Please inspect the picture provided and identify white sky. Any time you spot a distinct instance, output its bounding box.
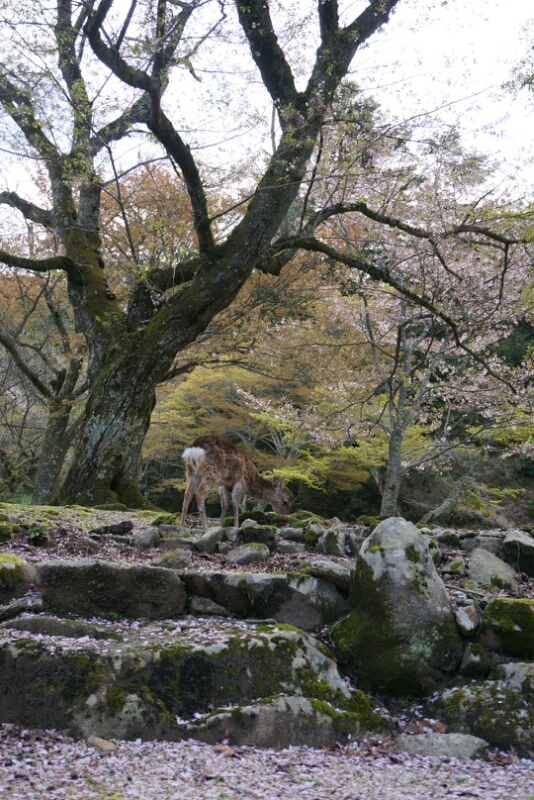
[351,0,534,188]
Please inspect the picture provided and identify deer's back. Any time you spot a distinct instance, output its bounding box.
[189,435,256,489]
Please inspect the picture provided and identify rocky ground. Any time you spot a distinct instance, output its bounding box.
[1,504,534,796]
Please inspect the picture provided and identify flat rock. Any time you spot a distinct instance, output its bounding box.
[303,558,352,590]
[478,597,534,659]
[183,570,348,631]
[315,528,345,557]
[133,527,160,549]
[190,596,231,616]
[33,559,187,619]
[182,694,386,748]
[394,733,488,760]
[227,543,270,565]
[454,605,481,638]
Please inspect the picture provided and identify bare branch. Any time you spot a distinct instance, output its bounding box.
[0,191,54,228]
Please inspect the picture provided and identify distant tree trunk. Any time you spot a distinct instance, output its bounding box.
[379,424,404,517]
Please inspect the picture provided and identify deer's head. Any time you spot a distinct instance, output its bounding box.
[269,476,293,514]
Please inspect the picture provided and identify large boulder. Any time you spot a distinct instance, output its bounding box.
[331,517,462,697]
[468,548,518,592]
[478,598,534,660]
[502,529,534,575]
[34,559,187,619]
[432,663,534,757]
[0,616,387,743]
[183,570,348,631]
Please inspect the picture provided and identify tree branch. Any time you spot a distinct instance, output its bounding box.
[0,191,54,228]
[0,250,75,274]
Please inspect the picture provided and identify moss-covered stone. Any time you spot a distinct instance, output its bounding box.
[433,680,534,757]
[0,555,26,603]
[479,598,534,659]
[332,518,462,698]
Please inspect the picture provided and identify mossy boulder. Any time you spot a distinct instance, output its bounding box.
[33,559,187,619]
[0,616,386,743]
[0,554,27,603]
[180,693,389,748]
[241,524,277,552]
[478,598,534,660]
[183,570,348,631]
[331,517,462,698]
[432,667,534,757]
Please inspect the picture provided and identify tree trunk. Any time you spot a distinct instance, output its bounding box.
[31,397,74,505]
[379,424,404,517]
[59,343,167,507]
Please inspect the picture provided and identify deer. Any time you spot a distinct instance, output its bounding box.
[180,435,293,530]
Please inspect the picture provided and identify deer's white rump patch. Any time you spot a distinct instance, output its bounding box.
[182,446,206,472]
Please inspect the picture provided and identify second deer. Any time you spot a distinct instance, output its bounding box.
[180,435,293,529]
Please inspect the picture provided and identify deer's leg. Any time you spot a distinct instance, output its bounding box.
[180,476,198,527]
[219,485,230,527]
[194,483,211,530]
[231,481,244,529]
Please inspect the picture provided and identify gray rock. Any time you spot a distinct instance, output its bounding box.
[216,541,233,555]
[497,661,534,691]
[182,694,385,748]
[281,527,306,542]
[33,559,187,619]
[468,548,518,592]
[474,531,504,555]
[133,527,160,549]
[183,570,349,631]
[189,596,231,616]
[453,605,481,637]
[158,525,192,537]
[277,540,306,554]
[503,529,534,575]
[332,517,462,697]
[304,522,327,546]
[394,733,488,760]
[152,549,193,570]
[441,556,466,576]
[159,537,195,551]
[194,527,224,554]
[303,558,352,590]
[227,543,270,565]
[315,527,345,557]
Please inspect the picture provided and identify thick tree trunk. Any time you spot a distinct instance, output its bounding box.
[379,424,404,517]
[59,342,167,507]
[31,398,74,505]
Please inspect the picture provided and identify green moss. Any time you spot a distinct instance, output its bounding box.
[0,523,13,542]
[304,528,322,546]
[357,515,380,528]
[106,684,127,714]
[0,553,25,566]
[61,653,103,703]
[0,557,24,593]
[367,544,385,556]
[152,513,180,527]
[481,598,534,659]
[405,545,420,563]
[438,532,461,547]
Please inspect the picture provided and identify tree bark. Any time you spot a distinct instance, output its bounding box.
[31,397,74,504]
[59,340,169,506]
[379,424,404,517]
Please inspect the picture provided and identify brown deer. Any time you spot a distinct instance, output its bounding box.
[180,435,293,529]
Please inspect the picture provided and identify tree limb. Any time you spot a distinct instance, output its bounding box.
[0,191,54,228]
